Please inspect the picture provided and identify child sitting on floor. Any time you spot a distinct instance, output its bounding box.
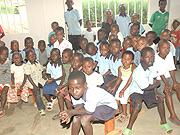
[60,71,117,135]
[38,40,48,66]
[123,47,172,135]
[70,53,84,72]
[131,34,140,52]
[77,38,88,57]
[146,31,158,53]
[123,37,133,53]
[108,33,118,43]
[7,52,29,109]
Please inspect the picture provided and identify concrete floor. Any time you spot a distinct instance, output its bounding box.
[0,70,180,135]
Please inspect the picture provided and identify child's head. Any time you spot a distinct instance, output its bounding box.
[108,33,118,43]
[110,24,119,35]
[157,39,170,58]
[51,22,59,32]
[82,57,95,75]
[172,20,180,30]
[98,28,106,41]
[160,29,171,40]
[11,40,19,52]
[38,40,46,52]
[121,51,134,68]
[146,31,157,45]
[86,42,97,56]
[141,47,155,67]
[86,20,92,29]
[12,52,23,66]
[49,34,57,45]
[109,38,121,56]
[65,0,74,9]
[100,41,109,57]
[0,41,5,47]
[105,9,112,19]
[119,4,126,14]
[80,38,88,50]
[159,0,167,12]
[26,49,36,64]
[55,27,65,41]
[132,13,139,23]
[71,53,84,70]
[131,34,141,51]
[0,46,8,64]
[137,36,149,52]
[130,23,140,35]
[62,48,73,64]
[51,48,61,64]
[24,37,34,49]
[123,37,133,51]
[68,71,87,99]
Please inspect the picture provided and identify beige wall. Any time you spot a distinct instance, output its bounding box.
[2,0,180,49]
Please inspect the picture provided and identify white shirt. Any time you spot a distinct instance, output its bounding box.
[85,72,104,87]
[11,63,25,84]
[149,43,157,54]
[82,29,96,42]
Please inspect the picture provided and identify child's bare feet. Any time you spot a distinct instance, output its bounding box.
[16,99,23,109]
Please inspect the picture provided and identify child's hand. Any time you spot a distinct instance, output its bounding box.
[163,85,172,93]
[106,82,111,88]
[60,110,72,124]
[172,82,180,92]
[119,90,125,98]
[155,93,164,101]
[33,86,39,93]
[107,87,115,94]
[63,88,69,96]
[11,84,15,89]
[2,69,7,75]
[47,79,53,84]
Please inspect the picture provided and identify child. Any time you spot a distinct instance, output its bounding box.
[123,37,133,53]
[149,0,169,37]
[65,0,82,51]
[23,49,46,116]
[70,53,84,72]
[131,34,141,52]
[154,39,180,126]
[102,9,116,39]
[0,46,10,118]
[7,52,28,109]
[0,24,5,41]
[77,38,88,57]
[52,49,73,120]
[53,27,72,56]
[43,48,65,111]
[60,71,117,135]
[115,4,131,39]
[129,23,140,36]
[110,24,123,43]
[38,40,48,66]
[108,33,118,43]
[82,20,96,42]
[128,13,145,35]
[123,47,172,135]
[96,28,107,49]
[115,51,135,122]
[48,22,59,43]
[0,41,5,47]
[146,31,158,53]
[101,38,123,96]
[96,41,110,77]
[47,34,56,58]
[23,37,39,61]
[9,40,25,64]
[82,57,104,87]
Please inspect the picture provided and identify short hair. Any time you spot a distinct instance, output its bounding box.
[109,33,118,39]
[111,24,119,30]
[86,42,96,52]
[63,48,73,57]
[159,0,167,5]
[106,9,112,14]
[25,49,35,56]
[110,38,121,47]
[24,37,33,43]
[146,31,157,39]
[100,41,110,47]
[0,46,8,53]
[68,71,86,84]
[158,39,169,47]
[132,33,141,38]
[55,26,64,33]
[119,4,126,9]
[122,50,134,60]
[11,40,18,46]
[51,48,60,55]
[73,52,84,63]
[80,38,88,44]
[132,23,140,30]
[98,28,106,34]
[12,52,22,58]
[0,41,5,46]
[51,21,59,26]
[50,34,56,38]
[138,36,149,44]
[161,29,171,36]
[83,57,94,65]
[141,47,154,57]
[132,13,139,18]
[86,20,92,24]
[38,40,46,45]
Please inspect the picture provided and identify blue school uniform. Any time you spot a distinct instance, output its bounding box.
[126,47,136,54]
[97,54,110,75]
[134,50,141,66]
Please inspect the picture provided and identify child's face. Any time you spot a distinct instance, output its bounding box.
[38,43,46,52]
[51,50,60,64]
[100,44,109,57]
[131,36,139,51]
[87,48,97,56]
[123,39,132,50]
[52,23,58,32]
[71,55,82,70]
[66,0,73,9]
[121,54,133,68]
[12,53,23,66]
[86,21,92,29]
[69,78,87,99]
[82,60,94,75]
[146,33,154,45]
[119,6,126,14]
[141,50,154,67]
[25,39,34,49]
[111,26,119,34]
[173,20,180,30]
[11,41,19,52]
[106,11,112,19]
[0,50,8,64]
[132,15,139,23]
[130,25,139,35]
[98,31,106,41]
[56,30,64,41]
[110,41,121,56]
[80,40,87,50]
[157,41,170,58]
[137,38,148,51]
[50,35,57,45]
[159,1,167,11]
[26,51,36,64]
[160,31,170,40]
[62,51,71,64]
[108,35,117,43]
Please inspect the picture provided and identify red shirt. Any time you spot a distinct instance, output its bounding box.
[171,30,180,48]
[0,25,4,41]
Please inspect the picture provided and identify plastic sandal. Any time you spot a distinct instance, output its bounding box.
[117,114,129,123]
[52,112,61,120]
[46,102,53,111]
[0,110,5,118]
[122,128,133,135]
[160,123,173,134]
[51,97,57,105]
[39,110,46,116]
[168,117,180,126]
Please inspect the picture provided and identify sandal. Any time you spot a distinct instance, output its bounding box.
[117,114,129,123]
[160,123,173,134]
[0,110,5,118]
[51,97,57,105]
[39,110,46,116]
[122,128,133,135]
[46,102,53,111]
[52,112,61,120]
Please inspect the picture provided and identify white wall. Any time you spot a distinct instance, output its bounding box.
[2,0,180,49]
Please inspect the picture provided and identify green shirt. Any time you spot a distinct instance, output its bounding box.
[149,11,169,37]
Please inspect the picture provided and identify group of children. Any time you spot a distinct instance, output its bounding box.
[0,0,180,134]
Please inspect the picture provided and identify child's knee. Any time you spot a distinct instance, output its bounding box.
[72,116,81,124]
[81,115,92,127]
[1,86,9,95]
[134,100,142,109]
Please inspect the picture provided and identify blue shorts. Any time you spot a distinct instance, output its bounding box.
[43,81,58,95]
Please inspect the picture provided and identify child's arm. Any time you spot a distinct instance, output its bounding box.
[26,74,39,93]
[142,79,160,91]
[20,74,28,91]
[102,70,111,78]
[11,73,15,89]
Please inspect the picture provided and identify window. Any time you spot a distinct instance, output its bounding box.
[0,0,29,34]
[82,0,148,28]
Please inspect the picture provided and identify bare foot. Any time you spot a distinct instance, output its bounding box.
[169,117,180,126]
[16,100,23,109]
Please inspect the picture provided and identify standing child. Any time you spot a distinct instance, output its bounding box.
[60,71,117,135]
[0,46,10,118]
[77,38,88,57]
[24,49,46,116]
[82,20,96,43]
[47,34,57,58]
[7,52,28,109]
[48,22,59,43]
[38,40,48,66]
[43,48,65,111]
